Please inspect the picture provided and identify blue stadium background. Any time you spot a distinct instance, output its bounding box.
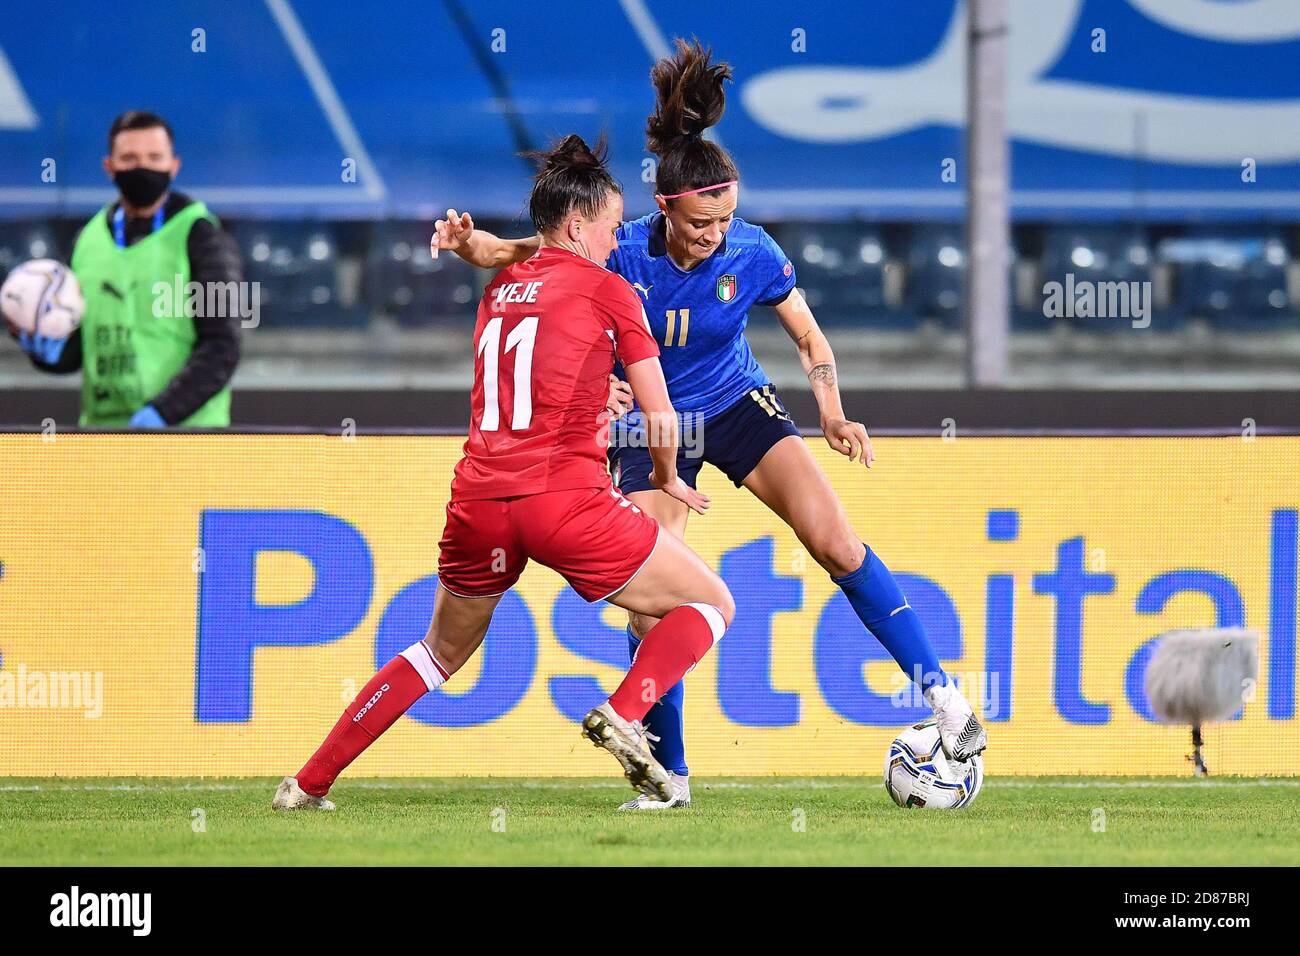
[0,0,1297,337]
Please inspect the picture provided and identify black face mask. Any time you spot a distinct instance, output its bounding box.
[114,167,172,209]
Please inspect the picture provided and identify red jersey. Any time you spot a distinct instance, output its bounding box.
[450,246,660,501]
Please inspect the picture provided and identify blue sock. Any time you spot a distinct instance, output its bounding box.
[832,546,949,691]
[627,625,688,775]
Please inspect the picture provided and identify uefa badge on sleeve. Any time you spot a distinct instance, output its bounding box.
[716,274,737,302]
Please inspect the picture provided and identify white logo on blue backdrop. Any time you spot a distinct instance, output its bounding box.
[743,0,1300,163]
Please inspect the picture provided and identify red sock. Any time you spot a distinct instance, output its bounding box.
[296,642,448,796]
[608,603,725,723]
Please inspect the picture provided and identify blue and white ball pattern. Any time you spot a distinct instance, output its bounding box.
[0,259,84,339]
[884,718,984,809]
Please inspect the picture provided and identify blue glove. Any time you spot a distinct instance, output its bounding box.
[129,405,168,428]
[17,330,68,366]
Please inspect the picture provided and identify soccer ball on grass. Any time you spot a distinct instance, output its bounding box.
[884,717,983,809]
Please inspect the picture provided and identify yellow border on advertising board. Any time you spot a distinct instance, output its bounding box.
[0,433,1294,776]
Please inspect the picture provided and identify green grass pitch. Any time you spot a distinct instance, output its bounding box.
[2,777,1297,866]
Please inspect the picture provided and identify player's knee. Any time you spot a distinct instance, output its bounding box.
[809,532,865,579]
[684,596,732,648]
[684,568,733,630]
[709,581,736,628]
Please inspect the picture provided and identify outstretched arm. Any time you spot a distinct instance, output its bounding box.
[623,356,710,514]
[773,288,874,467]
[430,208,540,268]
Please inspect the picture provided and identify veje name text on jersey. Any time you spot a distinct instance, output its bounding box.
[492,281,544,308]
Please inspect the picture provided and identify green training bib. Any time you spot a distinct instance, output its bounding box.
[70,201,232,426]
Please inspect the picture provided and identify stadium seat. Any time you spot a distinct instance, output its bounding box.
[1038,226,1162,333]
[1010,228,1050,332]
[0,223,62,276]
[904,225,967,328]
[229,221,365,328]
[777,223,910,329]
[1162,230,1295,329]
[364,221,480,327]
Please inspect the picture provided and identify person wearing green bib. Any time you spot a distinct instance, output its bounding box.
[15,111,242,427]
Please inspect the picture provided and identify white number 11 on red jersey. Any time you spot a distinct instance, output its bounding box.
[477,315,539,431]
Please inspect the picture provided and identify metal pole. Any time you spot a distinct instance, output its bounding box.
[965,0,1011,387]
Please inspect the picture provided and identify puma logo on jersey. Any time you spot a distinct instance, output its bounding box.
[632,282,652,300]
[492,280,543,308]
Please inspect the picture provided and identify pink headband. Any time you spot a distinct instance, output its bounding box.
[656,180,738,201]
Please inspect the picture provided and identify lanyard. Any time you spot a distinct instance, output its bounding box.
[112,205,165,248]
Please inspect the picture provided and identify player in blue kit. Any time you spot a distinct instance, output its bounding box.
[432,39,986,808]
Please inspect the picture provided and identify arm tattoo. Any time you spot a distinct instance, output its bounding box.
[808,362,836,387]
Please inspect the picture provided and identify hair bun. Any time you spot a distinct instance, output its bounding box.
[525,133,621,233]
[646,38,733,156]
[529,133,608,175]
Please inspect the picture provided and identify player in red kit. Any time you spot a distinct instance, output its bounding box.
[274,135,735,810]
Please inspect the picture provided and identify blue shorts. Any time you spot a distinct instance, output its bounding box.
[609,384,801,494]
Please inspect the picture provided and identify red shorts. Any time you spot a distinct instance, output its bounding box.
[438,485,660,602]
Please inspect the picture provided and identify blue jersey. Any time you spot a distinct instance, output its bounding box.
[606,212,797,422]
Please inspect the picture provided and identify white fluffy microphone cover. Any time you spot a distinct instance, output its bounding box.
[1145,628,1260,725]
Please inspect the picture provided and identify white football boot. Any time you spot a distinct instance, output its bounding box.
[618,771,691,811]
[581,702,673,802]
[924,681,988,762]
[272,776,336,811]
